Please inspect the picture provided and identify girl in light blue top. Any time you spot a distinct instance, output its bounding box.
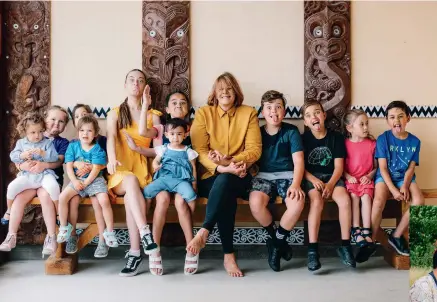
[3,113,59,225]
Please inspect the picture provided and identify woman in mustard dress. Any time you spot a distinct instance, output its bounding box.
[106,69,162,277]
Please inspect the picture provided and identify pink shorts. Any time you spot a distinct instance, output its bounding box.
[345,181,374,199]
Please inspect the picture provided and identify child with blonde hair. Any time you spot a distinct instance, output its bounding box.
[57,115,118,249]
[343,109,376,262]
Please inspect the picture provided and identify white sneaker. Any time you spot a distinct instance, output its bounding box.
[94,240,109,258]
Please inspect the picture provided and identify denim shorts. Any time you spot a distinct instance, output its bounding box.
[250,178,293,204]
[68,176,108,198]
[375,177,416,188]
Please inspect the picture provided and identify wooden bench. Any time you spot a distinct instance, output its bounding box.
[29,189,437,275]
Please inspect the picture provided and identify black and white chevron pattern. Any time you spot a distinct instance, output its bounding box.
[68,105,437,119]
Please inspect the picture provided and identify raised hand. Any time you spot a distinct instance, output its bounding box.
[142,84,152,111]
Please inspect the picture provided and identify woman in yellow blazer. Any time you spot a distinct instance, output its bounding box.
[188,72,262,277]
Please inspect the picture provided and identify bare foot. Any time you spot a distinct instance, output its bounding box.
[224,253,243,277]
[186,228,208,255]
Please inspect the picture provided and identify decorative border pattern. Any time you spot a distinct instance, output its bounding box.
[82,227,394,246]
[69,105,437,120]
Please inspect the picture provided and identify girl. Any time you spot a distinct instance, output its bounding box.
[144,91,196,276]
[0,106,70,257]
[301,100,354,271]
[343,109,376,261]
[106,69,161,277]
[2,113,60,226]
[143,117,198,275]
[57,115,118,250]
[69,104,111,257]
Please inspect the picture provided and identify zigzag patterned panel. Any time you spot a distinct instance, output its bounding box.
[68,105,437,119]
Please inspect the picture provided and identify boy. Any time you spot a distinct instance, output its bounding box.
[301,101,355,271]
[249,90,305,272]
[369,100,424,258]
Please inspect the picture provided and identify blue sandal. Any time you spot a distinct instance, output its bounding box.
[1,212,10,225]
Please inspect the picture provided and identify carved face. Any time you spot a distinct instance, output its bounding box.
[6,1,46,68]
[305,7,349,62]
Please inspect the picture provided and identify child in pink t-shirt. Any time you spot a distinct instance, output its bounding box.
[343,109,376,257]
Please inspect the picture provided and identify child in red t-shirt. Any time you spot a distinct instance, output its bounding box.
[343,109,376,260]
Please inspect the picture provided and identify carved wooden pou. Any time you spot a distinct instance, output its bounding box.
[3,1,51,245]
[304,1,351,131]
[142,1,190,115]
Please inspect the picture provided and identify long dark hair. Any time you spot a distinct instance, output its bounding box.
[118,69,147,130]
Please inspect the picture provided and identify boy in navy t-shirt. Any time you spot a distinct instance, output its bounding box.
[248,90,305,272]
[371,100,424,258]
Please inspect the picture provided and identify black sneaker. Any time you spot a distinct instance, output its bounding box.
[388,234,409,256]
[281,243,293,261]
[307,250,321,271]
[267,239,281,272]
[141,232,159,255]
[337,246,356,268]
[119,252,143,277]
[355,243,377,263]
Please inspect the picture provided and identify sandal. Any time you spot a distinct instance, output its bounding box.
[184,253,199,275]
[0,233,17,252]
[361,228,375,246]
[351,227,368,248]
[56,225,72,243]
[103,229,119,248]
[1,212,10,225]
[149,253,163,276]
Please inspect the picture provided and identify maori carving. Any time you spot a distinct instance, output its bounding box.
[142,1,190,114]
[304,1,351,131]
[3,1,51,245]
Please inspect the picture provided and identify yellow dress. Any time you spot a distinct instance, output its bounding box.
[107,107,162,190]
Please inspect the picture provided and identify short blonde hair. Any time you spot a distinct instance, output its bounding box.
[46,105,70,124]
[207,72,244,107]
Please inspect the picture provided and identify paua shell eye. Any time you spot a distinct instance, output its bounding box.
[34,24,39,30]
[332,25,342,37]
[149,30,156,37]
[313,26,322,38]
[177,29,184,37]
[13,24,19,29]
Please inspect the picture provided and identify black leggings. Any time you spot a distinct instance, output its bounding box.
[199,173,252,254]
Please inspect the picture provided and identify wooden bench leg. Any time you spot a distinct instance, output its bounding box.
[45,224,99,275]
